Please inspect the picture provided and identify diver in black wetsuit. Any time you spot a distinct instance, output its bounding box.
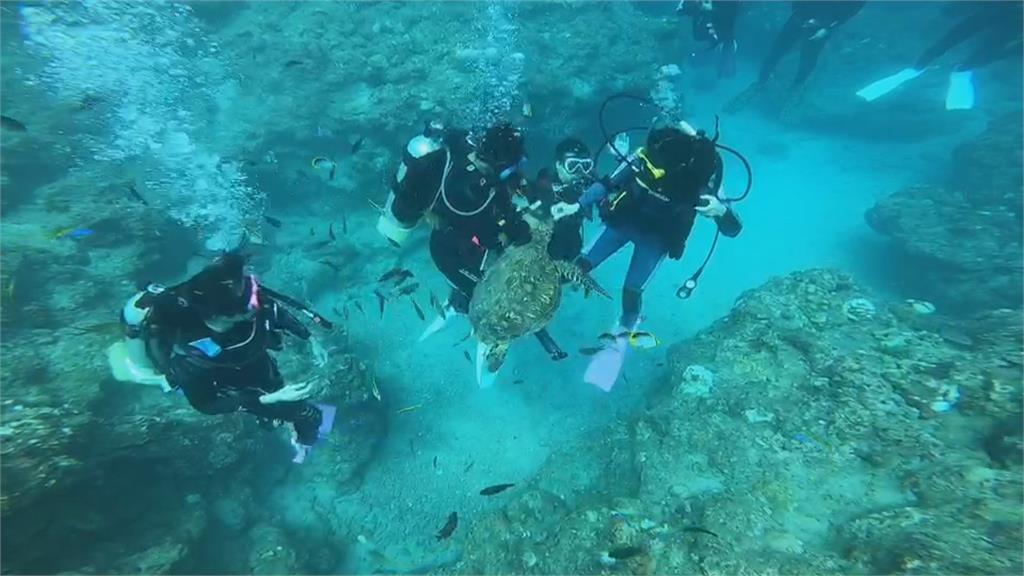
[857,1,1023,110]
[125,252,325,463]
[520,137,595,262]
[677,0,742,78]
[727,1,865,111]
[375,121,568,385]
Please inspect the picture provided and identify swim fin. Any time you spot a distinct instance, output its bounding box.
[475,342,498,389]
[316,403,337,439]
[945,70,975,110]
[584,326,630,392]
[419,304,457,342]
[107,340,172,392]
[855,67,923,102]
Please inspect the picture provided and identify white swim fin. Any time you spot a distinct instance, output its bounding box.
[475,342,498,389]
[107,340,171,391]
[418,304,456,343]
[856,67,924,102]
[945,70,975,110]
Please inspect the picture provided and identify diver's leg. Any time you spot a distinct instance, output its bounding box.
[793,36,827,88]
[957,33,1020,71]
[578,225,630,272]
[620,238,667,329]
[758,14,803,84]
[534,328,568,361]
[915,11,988,69]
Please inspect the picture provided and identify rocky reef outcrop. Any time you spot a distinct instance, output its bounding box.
[452,269,1022,575]
[866,113,1023,312]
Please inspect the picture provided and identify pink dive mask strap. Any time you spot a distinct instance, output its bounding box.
[248,275,260,311]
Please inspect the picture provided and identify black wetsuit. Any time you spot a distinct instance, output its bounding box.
[759,1,865,87]
[147,292,323,445]
[915,2,1023,72]
[389,132,569,361]
[523,167,587,262]
[391,133,531,312]
[681,0,742,77]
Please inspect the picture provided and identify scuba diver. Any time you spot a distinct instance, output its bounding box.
[111,252,333,463]
[856,2,1023,110]
[677,0,743,79]
[551,120,743,392]
[726,1,865,112]
[375,121,569,387]
[520,137,596,262]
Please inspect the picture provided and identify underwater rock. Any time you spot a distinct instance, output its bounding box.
[677,364,715,397]
[842,297,877,321]
[866,113,1023,312]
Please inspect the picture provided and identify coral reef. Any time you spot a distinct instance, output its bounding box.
[866,114,1023,312]
[453,269,1022,575]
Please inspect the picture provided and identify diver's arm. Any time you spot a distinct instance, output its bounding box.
[267,300,311,341]
[579,160,635,210]
[173,364,245,415]
[377,141,446,244]
[715,206,742,238]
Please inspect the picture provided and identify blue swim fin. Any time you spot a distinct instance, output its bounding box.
[945,70,975,110]
[856,67,923,102]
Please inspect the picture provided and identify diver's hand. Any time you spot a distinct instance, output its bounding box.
[695,195,727,218]
[260,380,315,404]
[551,202,580,221]
[310,336,328,368]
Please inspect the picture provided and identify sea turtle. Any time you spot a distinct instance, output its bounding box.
[468,223,608,386]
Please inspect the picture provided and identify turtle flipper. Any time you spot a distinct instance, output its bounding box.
[559,262,611,300]
[475,341,508,388]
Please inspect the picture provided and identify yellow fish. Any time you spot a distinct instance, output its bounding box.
[627,331,660,349]
[396,404,422,415]
[48,226,77,240]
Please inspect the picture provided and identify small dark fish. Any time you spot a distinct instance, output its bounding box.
[397,283,419,297]
[377,267,407,283]
[456,332,472,345]
[682,526,719,538]
[408,438,415,454]
[329,222,336,241]
[579,347,604,356]
[463,350,472,363]
[310,239,333,250]
[608,545,645,560]
[386,237,401,249]
[332,305,344,319]
[309,226,315,237]
[479,483,515,496]
[374,289,387,319]
[283,59,305,68]
[319,260,341,272]
[263,215,282,228]
[126,183,148,206]
[436,512,458,541]
[342,211,348,234]
[1,115,27,132]
[429,291,441,314]
[432,456,438,470]
[412,299,426,321]
[512,379,524,385]
[464,460,475,473]
[354,301,365,314]
[351,135,365,154]
[343,305,350,321]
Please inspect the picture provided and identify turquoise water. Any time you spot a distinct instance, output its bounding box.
[1,2,1021,574]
